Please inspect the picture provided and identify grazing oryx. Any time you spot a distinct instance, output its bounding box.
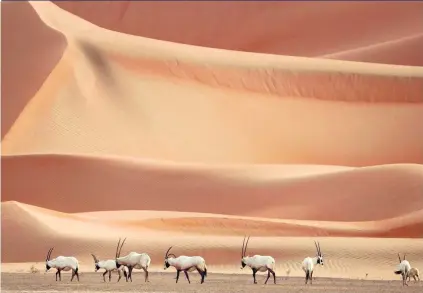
[163,246,208,284]
[407,267,420,283]
[394,253,411,286]
[45,247,80,281]
[91,243,129,282]
[240,236,276,285]
[301,241,324,285]
[115,238,151,282]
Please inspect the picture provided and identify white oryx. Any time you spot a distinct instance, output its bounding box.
[115,237,151,282]
[407,267,420,283]
[394,253,411,286]
[240,236,276,284]
[301,241,324,285]
[45,247,80,282]
[163,246,208,284]
[91,240,129,282]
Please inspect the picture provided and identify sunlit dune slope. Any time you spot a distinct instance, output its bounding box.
[2,201,423,279]
[2,154,423,222]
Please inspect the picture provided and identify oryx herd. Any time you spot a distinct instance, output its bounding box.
[44,237,420,286]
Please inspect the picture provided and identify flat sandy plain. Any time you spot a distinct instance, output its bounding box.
[2,272,422,293]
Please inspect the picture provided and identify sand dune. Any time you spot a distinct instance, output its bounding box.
[2,154,423,222]
[2,1,423,282]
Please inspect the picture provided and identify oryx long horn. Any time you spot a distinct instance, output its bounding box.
[165,246,173,258]
[398,253,402,263]
[46,248,53,261]
[116,238,121,259]
[118,237,126,258]
[241,236,246,257]
[243,236,250,257]
[403,253,406,261]
[91,253,99,263]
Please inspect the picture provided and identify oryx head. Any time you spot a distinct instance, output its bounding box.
[240,236,251,269]
[314,240,323,266]
[91,253,100,272]
[398,253,406,263]
[115,237,126,268]
[164,246,177,270]
[45,247,54,272]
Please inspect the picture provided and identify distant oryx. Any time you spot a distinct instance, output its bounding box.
[115,238,151,282]
[240,236,276,284]
[394,253,411,286]
[301,241,324,285]
[90,240,129,282]
[163,246,208,284]
[45,247,80,281]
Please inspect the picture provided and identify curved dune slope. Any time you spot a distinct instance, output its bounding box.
[2,154,423,222]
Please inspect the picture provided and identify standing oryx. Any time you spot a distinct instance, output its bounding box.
[45,247,80,282]
[163,246,208,284]
[301,241,324,285]
[115,238,151,282]
[90,241,129,282]
[240,236,276,285]
[394,253,411,286]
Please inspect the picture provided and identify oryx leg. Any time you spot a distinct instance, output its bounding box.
[108,270,112,282]
[55,269,61,281]
[197,268,205,284]
[123,269,128,282]
[265,270,271,284]
[269,268,276,284]
[71,269,79,282]
[184,270,191,284]
[102,270,107,282]
[305,270,309,284]
[127,266,133,282]
[117,270,122,282]
[252,268,258,284]
[310,271,314,285]
[142,267,149,282]
[176,270,181,283]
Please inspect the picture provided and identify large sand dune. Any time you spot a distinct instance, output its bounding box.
[2,0,423,282]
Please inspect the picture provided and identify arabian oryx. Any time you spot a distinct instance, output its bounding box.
[394,253,411,286]
[301,241,324,285]
[240,236,276,284]
[90,241,129,282]
[45,247,80,281]
[115,238,151,282]
[163,246,208,284]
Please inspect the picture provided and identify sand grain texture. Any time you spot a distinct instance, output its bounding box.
[1,0,423,287]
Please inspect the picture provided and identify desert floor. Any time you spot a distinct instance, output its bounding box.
[2,272,422,293]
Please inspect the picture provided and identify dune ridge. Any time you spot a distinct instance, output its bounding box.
[2,1,423,281]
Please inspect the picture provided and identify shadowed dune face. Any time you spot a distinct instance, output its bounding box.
[2,1,423,280]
